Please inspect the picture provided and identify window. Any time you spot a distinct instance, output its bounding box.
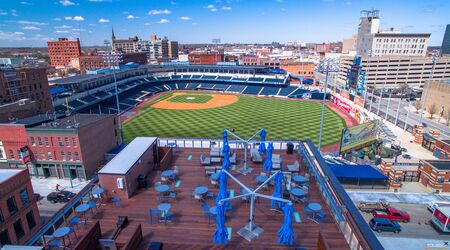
[19,189,29,206]
[37,137,42,146]
[44,137,49,147]
[6,196,18,216]
[58,137,63,147]
[40,151,45,160]
[13,219,24,240]
[0,230,10,245]
[72,138,77,147]
[0,209,4,223]
[74,152,79,161]
[61,152,65,161]
[67,152,72,161]
[16,150,21,159]
[47,151,53,160]
[26,211,36,230]
[64,137,69,147]
[30,137,35,146]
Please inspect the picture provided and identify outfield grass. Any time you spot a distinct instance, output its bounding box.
[168,94,213,103]
[123,92,346,146]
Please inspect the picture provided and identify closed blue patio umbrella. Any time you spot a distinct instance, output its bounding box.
[263,142,273,172]
[258,129,267,154]
[271,171,284,209]
[213,203,229,245]
[222,130,228,154]
[277,203,294,246]
[216,171,230,208]
[222,144,231,171]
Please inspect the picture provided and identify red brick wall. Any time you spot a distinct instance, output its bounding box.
[419,162,450,192]
[0,169,41,244]
[99,143,155,199]
[434,140,450,159]
[47,38,81,67]
[0,124,28,163]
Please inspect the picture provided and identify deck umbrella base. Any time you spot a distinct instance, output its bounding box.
[237,166,253,175]
[237,223,264,241]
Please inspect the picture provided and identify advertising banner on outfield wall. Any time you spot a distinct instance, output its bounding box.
[339,120,379,153]
[332,96,361,122]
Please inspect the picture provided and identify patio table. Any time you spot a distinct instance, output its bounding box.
[307,203,322,223]
[155,185,170,193]
[75,204,90,223]
[52,227,72,246]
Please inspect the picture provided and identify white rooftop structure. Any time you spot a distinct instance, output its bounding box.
[98,137,157,175]
[0,169,23,183]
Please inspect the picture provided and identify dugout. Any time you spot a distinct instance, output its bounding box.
[328,164,388,189]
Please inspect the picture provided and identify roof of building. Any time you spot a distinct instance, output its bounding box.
[374,33,431,38]
[98,137,157,175]
[422,160,450,171]
[328,164,387,180]
[382,155,420,164]
[27,114,113,130]
[0,169,23,183]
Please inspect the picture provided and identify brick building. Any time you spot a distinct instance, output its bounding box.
[0,67,53,122]
[188,51,223,65]
[70,52,147,73]
[168,41,179,59]
[280,62,316,79]
[419,160,450,193]
[379,156,420,188]
[0,114,119,180]
[433,139,450,159]
[0,169,41,245]
[241,55,262,66]
[47,38,81,67]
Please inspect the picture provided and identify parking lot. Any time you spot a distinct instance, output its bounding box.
[358,202,450,248]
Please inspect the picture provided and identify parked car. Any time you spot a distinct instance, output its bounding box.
[369,218,401,233]
[402,154,412,159]
[372,207,410,222]
[427,202,450,213]
[358,199,390,213]
[47,191,74,203]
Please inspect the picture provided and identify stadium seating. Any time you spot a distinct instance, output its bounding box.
[289,88,309,97]
[79,95,99,104]
[202,75,218,80]
[227,84,246,93]
[199,83,215,89]
[171,75,182,79]
[92,91,111,99]
[242,85,262,95]
[277,86,298,97]
[67,99,86,109]
[166,83,177,90]
[264,78,285,84]
[232,77,247,82]
[186,83,200,89]
[212,84,230,90]
[177,83,188,89]
[217,76,232,81]
[259,86,280,96]
[181,74,192,79]
[248,77,265,82]
[191,75,202,79]
[158,76,170,81]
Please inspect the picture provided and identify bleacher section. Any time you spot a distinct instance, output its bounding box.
[227,85,246,93]
[242,85,262,95]
[217,76,232,81]
[171,75,182,79]
[120,99,140,106]
[166,83,177,90]
[158,76,170,81]
[67,99,85,109]
[177,83,188,89]
[202,75,218,80]
[212,84,230,90]
[264,78,285,84]
[289,88,309,97]
[79,95,99,103]
[248,77,265,82]
[199,83,215,89]
[181,75,192,79]
[277,86,298,97]
[186,83,200,89]
[260,86,280,96]
[191,75,202,79]
[232,77,247,82]
[92,91,111,99]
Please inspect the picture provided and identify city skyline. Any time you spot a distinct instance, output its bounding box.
[0,0,449,47]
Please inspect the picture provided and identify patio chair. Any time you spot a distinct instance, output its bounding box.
[251,150,263,163]
[299,197,308,203]
[149,209,158,223]
[201,203,210,212]
[173,166,180,175]
[200,154,211,165]
[204,166,216,176]
[287,161,300,172]
[69,217,81,229]
[230,153,237,164]
[316,211,326,221]
[206,191,214,200]
[168,192,177,199]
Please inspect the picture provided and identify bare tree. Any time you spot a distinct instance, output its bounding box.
[398,83,409,97]
[428,103,437,119]
[446,109,450,126]
[413,101,422,113]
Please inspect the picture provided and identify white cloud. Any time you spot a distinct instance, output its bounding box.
[127,14,138,19]
[158,19,169,24]
[17,20,47,26]
[32,34,51,41]
[148,9,171,15]
[205,4,217,12]
[55,30,70,33]
[88,0,112,2]
[65,16,72,20]
[0,31,26,40]
[99,18,109,23]
[170,1,176,5]
[54,25,71,29]
[65,16,84,21]
[53,17,62,21]
[20,1,32,5]
[22,26,41,30]
[11,9,18,16]
[88,23,96,26]
[72,28,86,31]
[0,11,8,15]
[221,6,232,10]
[180,16,191,20]
[59,0,77,6]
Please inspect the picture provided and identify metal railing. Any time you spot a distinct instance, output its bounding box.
[299,141,383,250]
[157,137,300,150]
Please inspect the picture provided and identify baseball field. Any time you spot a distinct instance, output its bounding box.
[122,91,346,146]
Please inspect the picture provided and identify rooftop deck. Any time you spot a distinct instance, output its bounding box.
[71,148,349,249]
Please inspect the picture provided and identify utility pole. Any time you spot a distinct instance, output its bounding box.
[363,50,372,109]
[419,50,439,124]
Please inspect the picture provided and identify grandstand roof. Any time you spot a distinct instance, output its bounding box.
[16,114,113,130]
[328,164,387,180]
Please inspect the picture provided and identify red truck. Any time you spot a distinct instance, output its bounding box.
[371,207,410,222]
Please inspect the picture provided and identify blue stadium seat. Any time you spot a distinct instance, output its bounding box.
[259,86,280,96]
[242,85,262,95]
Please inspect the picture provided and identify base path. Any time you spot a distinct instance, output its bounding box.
[151,92,238,110]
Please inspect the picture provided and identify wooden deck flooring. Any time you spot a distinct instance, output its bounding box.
[76,148,349,249]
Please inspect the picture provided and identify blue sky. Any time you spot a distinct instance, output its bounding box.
[0,0,449,47]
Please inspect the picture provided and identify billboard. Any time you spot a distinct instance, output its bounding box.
[19,146,33,164]
[340,120,379,153]
[345,57,365,97]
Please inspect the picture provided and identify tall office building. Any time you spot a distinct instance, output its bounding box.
[47,38,81,67]
[356,9,430,57]
[168,41,179,59]
[441,24,450,56]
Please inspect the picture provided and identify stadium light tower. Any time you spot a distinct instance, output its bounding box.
[419,50,439,124]
[103,39,124,144]
[315,58,340,152]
